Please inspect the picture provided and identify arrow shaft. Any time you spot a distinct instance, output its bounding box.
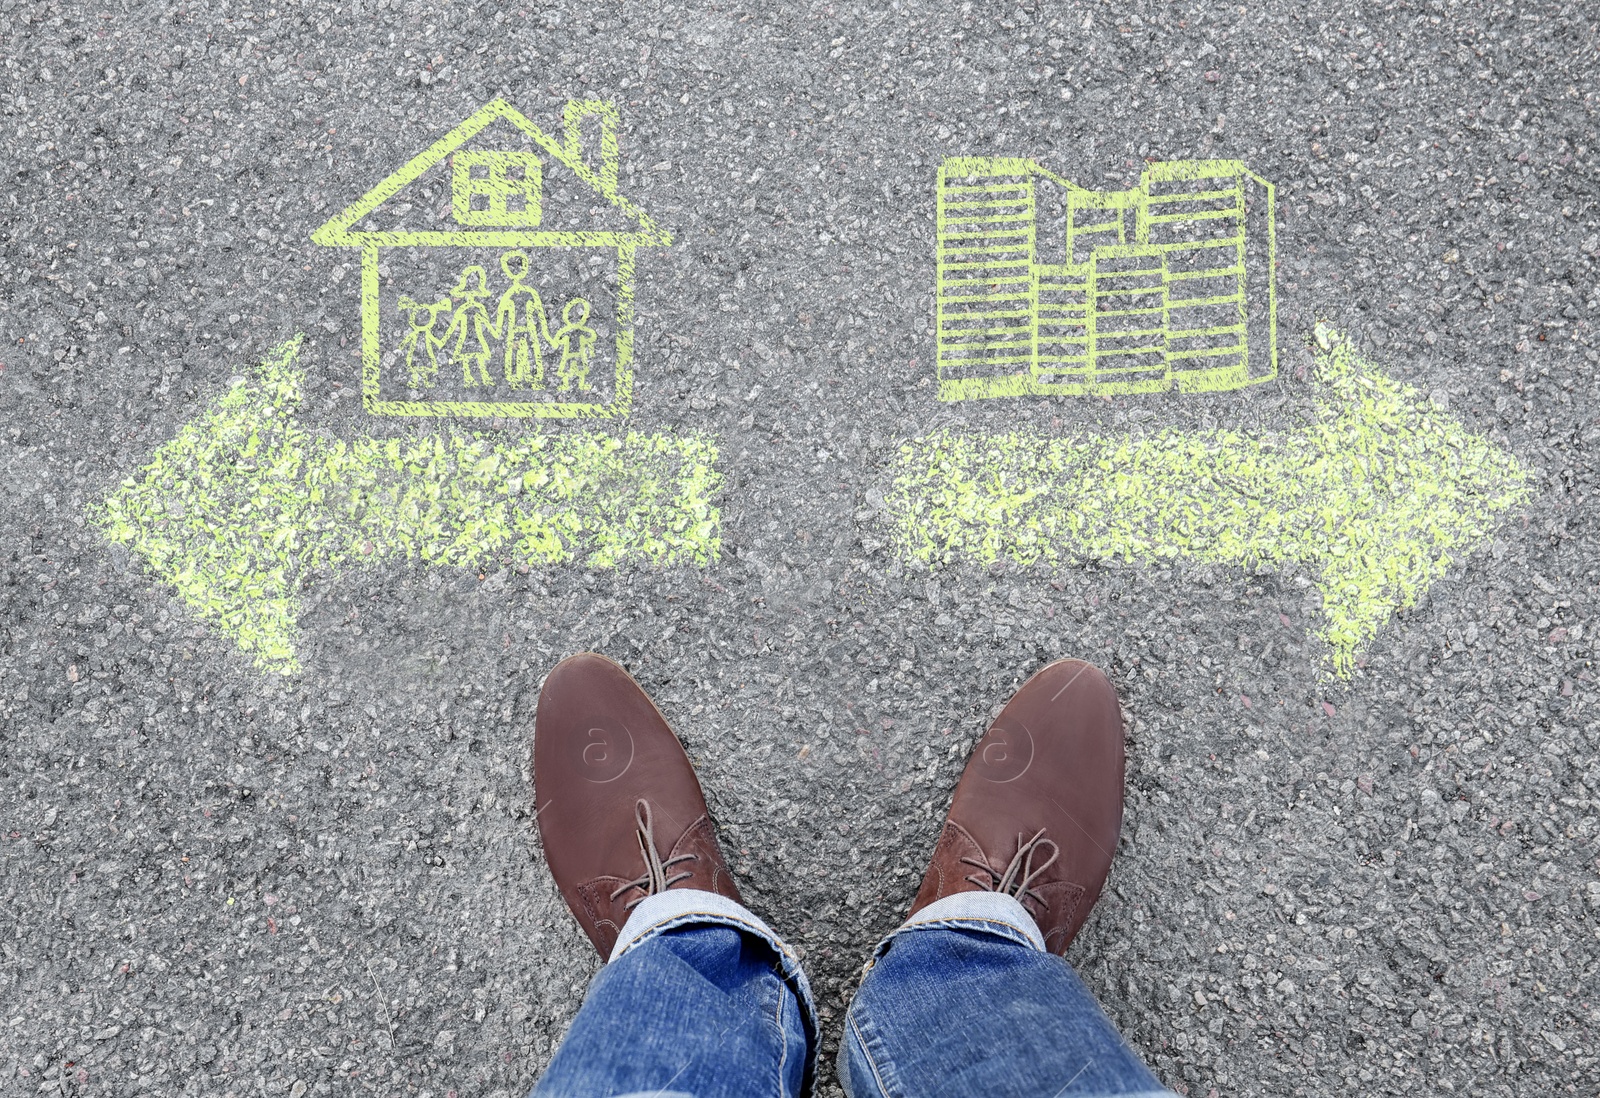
[892,430,1328,565]
[320,433,720,569]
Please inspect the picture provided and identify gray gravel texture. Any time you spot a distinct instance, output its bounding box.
[4,1,1600,1095]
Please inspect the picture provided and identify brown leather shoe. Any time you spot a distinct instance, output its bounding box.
[910,658,1125,954]
[532,652,741,958]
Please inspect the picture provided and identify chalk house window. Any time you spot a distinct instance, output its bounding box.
[452,150,543,227]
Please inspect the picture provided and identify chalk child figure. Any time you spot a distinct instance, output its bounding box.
[554,297,598,393]
[395,295,449,389]
[442,265,499,387]
[495,251,554,389]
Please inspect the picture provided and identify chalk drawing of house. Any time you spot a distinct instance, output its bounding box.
[312,98,671,418]
[935,158,1276,400]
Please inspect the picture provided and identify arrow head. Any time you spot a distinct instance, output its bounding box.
[1307,335,1530,674]
[99,337,312,673]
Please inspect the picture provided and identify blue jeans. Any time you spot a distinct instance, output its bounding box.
[530,890,1175,1098]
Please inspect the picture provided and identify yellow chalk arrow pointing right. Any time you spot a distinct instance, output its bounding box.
[887,329,1531,675]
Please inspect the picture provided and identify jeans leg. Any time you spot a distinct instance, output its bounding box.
[840,894,1173,1098]
[532,890,815,1098]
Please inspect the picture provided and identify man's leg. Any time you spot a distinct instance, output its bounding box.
[533,892,811,1098]
[529,654,817,1098]
[840,895,1170,1098]
[840,659,1174,1098]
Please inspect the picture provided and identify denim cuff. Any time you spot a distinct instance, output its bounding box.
[609,888,819,1056]
[882,891,1046,954]
[610,887,794,963]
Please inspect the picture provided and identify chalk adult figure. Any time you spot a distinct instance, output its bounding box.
[528,653,1177,1098]
[552,297,597,393]
[395,294,448,390]
[442,265,497,388]
[495,250,554,390]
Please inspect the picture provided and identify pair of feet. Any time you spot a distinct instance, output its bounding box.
[532,653,1125,958]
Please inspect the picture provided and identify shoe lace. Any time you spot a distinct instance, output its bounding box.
[608,800,698,911]
[961,828,1059,910]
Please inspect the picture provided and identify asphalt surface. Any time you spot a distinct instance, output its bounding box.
[3,2,1599,1096]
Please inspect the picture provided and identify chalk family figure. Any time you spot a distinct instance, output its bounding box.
[396,250,597,393]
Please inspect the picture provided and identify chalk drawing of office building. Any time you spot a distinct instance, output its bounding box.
[935,157,1276,400]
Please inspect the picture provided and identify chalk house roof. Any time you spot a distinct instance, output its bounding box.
[311,98,671,249]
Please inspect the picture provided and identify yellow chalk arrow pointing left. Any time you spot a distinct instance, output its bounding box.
[97,338,721,673]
